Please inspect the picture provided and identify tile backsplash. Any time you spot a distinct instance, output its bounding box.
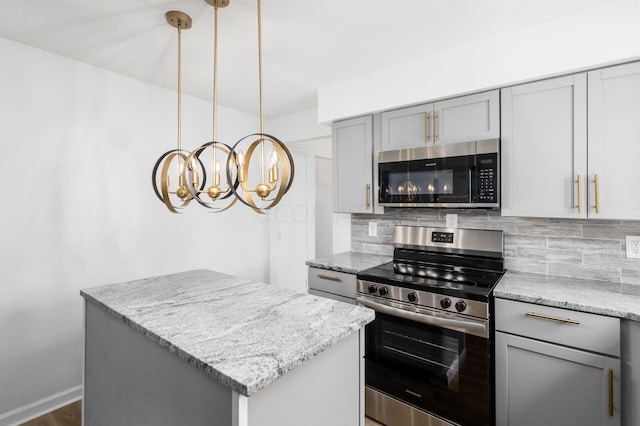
[351,209,640,285]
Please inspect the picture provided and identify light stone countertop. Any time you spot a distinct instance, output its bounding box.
[305,251,392,274]
[80,269,375,396]
[495,270,640,321]
[305,253,640,321]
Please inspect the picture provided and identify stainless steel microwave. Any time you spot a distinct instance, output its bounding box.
[378,139,500,208]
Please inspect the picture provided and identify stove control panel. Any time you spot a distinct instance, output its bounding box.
[356,279,489,320]
[431,231,454,244]
[455,300,467,312]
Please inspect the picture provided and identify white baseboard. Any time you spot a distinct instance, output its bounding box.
[0,385,82,426]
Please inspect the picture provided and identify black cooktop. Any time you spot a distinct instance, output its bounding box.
[358,262,504,301]
[357,249,505,302]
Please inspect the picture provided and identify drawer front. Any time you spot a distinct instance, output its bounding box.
[308,267,357,299]
[495,298,620,357]
[308,289,355,305]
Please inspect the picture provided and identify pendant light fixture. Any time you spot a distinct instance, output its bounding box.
[152,11,204,213]
[185,0,238,212]
[226,0,295,213]
[153,1,294,214]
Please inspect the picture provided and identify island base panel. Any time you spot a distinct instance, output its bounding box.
[83,301,364,426]
[239,331,362,426]
[83,302,233,426]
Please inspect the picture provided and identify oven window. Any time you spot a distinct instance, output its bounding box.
[379,155,471,204]
[387,169,454,197]
[375,314,464,389]
[365,312,491,426]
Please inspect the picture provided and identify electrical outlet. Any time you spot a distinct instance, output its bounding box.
[368,222,378,237]
[446,214,458,228]
[626,236,640,259]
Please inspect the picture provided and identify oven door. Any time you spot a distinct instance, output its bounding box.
[357,295,492,426]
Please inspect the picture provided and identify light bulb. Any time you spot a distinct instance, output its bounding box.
[214,159,221,186]
[236,149,245,182]
[236,149,245,168]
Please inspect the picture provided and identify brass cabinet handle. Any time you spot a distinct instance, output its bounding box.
[366,183,371,209]
[424,112,430,142]
[608,368,614,417]
[576,174,582,213]
[524,311,580,325]
[433,111,438,141]
[594,173,601,214]
[317,273,342,282]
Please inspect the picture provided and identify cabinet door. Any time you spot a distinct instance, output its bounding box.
[332,116,373,213]
[496,332,621,426]
[434,90,500,144]
[501,74,588,217]
[588,62,640,220]
[381,103,433,150]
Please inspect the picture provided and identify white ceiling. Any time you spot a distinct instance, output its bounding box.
[0,0,620,117]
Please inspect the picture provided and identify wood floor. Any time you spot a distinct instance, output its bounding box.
[19,400,385,426]
[20,401,81,426]
[364,416,385,426]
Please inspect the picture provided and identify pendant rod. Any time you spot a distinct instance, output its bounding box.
[257,0,265,181]
[212,5,219,169]
[177,23,183,159]
[257,0,264,135]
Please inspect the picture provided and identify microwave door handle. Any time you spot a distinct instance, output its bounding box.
[468,168,473,203]
[356,295,488,338]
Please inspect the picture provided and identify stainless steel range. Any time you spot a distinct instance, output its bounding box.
[356,225,504,426]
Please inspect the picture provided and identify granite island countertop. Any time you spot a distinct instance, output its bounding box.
[495,270,640,321]
[80,269,375,396]
[305,251,392,274]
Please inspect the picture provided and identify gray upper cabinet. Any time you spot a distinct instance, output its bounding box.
[502,61,640,220]
[332,115,374,213]
[501,74,588,218]
[588,62,640,220]
[381,103,434,150]
[381,90,499,150]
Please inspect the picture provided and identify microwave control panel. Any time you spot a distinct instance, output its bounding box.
[477,154,498,203]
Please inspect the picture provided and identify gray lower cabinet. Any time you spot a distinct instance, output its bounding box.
[307,267,357,304]
[495,299,621,426]
[621,320,640,425]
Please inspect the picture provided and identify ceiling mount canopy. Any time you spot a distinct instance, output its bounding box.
[165,11,192,30]
[204,0,230,7]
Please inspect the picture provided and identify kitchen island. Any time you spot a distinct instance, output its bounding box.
[80,269,374,426]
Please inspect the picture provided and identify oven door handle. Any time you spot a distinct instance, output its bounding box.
[356,296,489,338]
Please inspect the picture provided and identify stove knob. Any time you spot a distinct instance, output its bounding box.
[440,298,452,309]
[367,284,377,294]
[379,286,389,296]
[455,300,467,312]
[407,292,417,302]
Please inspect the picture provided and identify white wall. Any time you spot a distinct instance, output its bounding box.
[0,37,272,421]
[318,1,640,122]
[267,107,331,143]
